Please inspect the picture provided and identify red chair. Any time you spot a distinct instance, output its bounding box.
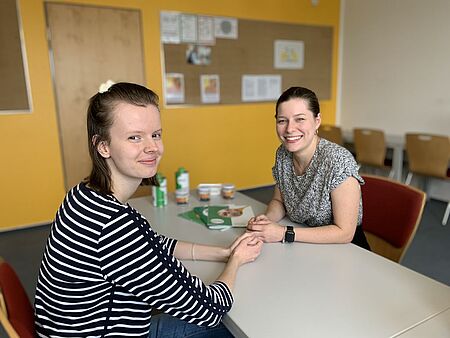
[0,258,36,338]
[361,175,426,263]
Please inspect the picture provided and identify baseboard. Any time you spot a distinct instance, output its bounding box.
[0,221,51,233]
[238,183,275,192]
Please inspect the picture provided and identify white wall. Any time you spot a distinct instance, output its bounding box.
[340,0,450,136]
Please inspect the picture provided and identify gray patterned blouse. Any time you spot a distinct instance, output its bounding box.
[272,138,364,227]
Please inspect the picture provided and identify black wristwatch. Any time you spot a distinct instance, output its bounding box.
[283,226,295,243]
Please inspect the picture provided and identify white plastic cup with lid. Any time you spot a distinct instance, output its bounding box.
[221,183,235,199]
[198,186,210,201]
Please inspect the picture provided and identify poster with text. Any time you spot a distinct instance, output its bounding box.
[200,75,220,103]
[242,75,281,102]
[181,14,197,43]
[214,17,238,39]
[160,11,181,44]
[274,40,304,69]
[198,16,215,44]
[165,73,184,104]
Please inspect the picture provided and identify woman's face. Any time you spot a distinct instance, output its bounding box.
[276,98,321,155]
[97,102,163,187]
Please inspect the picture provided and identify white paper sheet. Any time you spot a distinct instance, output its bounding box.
[160,11,181,44]
[242,75,281,102]
[198,16,215,44]
[181,14,197,43]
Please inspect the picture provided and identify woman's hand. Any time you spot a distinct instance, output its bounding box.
[228,232,259,253]
[247,214,271,225]
[218,233,263,289]
[230,234,263,266]
[247,216,285,243]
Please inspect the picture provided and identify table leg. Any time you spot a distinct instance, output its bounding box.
[392,145,404,181]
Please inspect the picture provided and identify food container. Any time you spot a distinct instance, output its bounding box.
[197,183,222,196]
[175,167,189,193]
[152,173,167,207]
[221,183,235,199]
[175,190,189,204]
[198,186,210,201]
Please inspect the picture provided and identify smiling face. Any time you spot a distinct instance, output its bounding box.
[97,102,163,190]
[276,98,321,155]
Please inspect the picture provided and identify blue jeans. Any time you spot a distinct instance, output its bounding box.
[148,313,234,338]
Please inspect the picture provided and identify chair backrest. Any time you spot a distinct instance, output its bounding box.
[353,128,387,167]
[361,175,426,263]
[405,133,450,179]
[318,125,344,146]
[0,258,35,338]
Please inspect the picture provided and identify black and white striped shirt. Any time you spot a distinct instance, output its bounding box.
[34,183,233,337]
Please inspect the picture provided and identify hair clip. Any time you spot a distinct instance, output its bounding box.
[98,80,115,93]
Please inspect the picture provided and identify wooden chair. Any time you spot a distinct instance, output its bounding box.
[405,133,450,226]
[353,128,394,178]
[318,125,343,146]
[361,175,426,263]
[0,258,36,338]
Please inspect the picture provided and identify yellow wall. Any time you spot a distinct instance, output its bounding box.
[0,0,340,230]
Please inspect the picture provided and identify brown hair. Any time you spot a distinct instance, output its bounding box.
[85,82,160,195]
[275,87,320,118]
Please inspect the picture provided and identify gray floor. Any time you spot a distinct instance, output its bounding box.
[0,186,449,307]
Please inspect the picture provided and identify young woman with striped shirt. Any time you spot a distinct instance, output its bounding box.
[34,82,262,337]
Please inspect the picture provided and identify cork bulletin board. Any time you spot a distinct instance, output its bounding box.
[162,16,333,106]
[0,0,31,113]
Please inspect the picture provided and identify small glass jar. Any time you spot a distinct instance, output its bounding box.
[198,186,210,202]
[175,190,189,204]
[221,183,235,199]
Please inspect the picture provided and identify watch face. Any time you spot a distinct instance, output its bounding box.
[285,227,295,243]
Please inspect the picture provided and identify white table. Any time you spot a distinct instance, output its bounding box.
[394,307,450,337]
[130,192,450,338]
[343,130,405,181]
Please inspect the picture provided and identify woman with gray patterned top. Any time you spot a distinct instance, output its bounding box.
[247,87,370,250]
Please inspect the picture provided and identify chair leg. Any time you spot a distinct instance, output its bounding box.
[388,168,395,179]
[443,202,450,226]
[405,172,413,185]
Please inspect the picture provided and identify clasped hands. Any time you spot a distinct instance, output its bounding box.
[227,214,286,265]
[228,232,263,265]
[247,214,284,243]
